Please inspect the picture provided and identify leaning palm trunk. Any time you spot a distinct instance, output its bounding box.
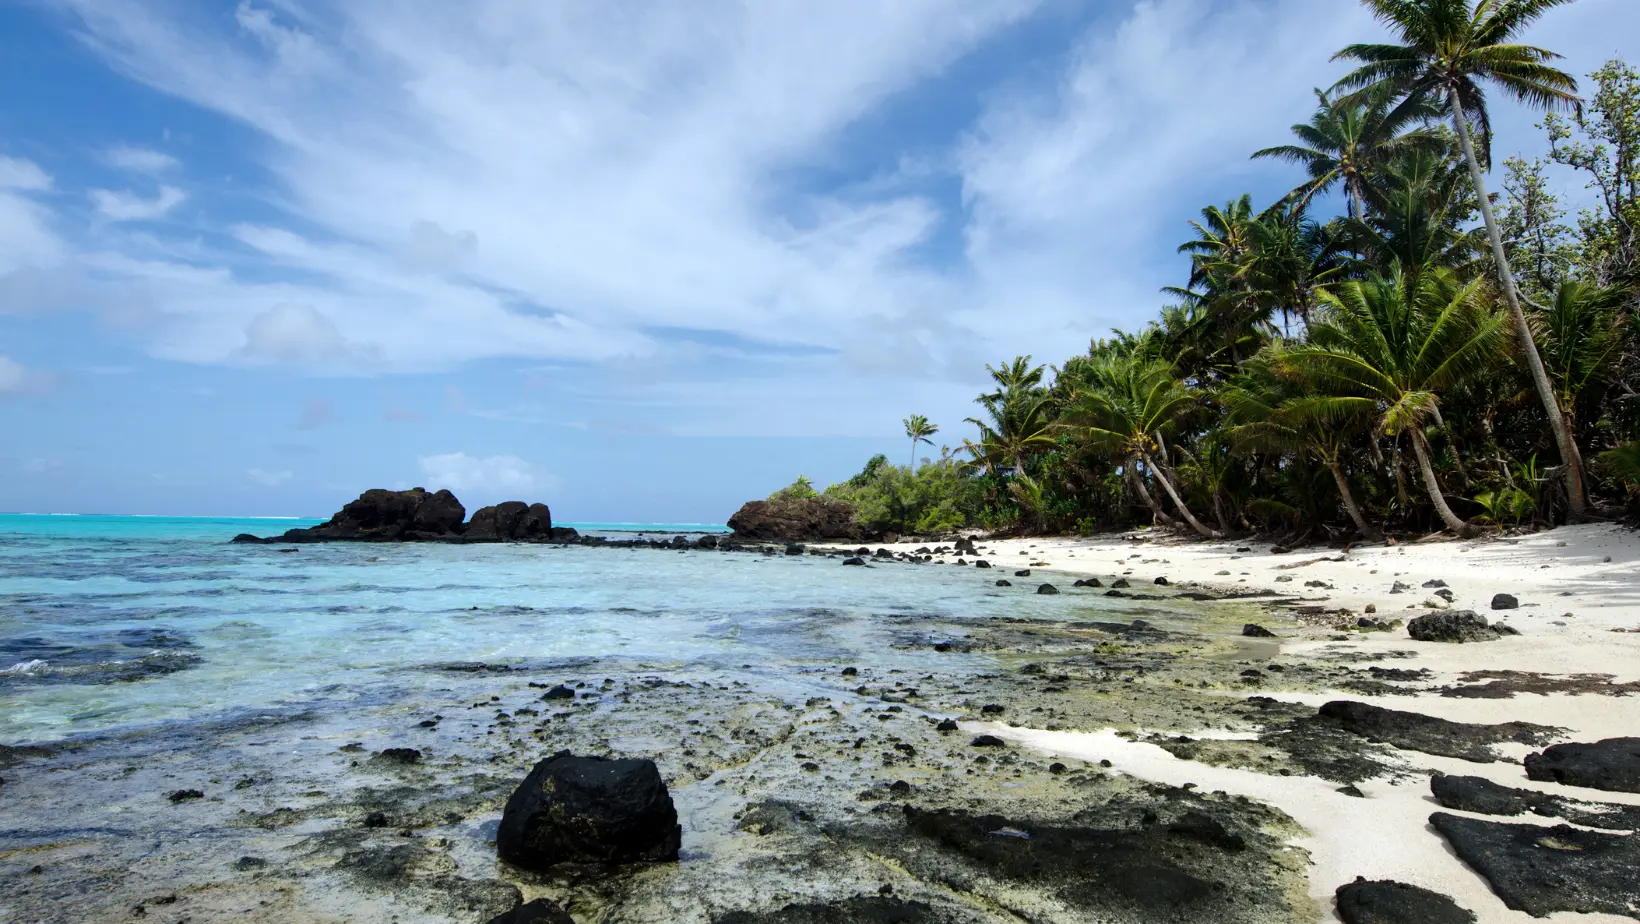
[1140,449,1223,539]
[1327,460,1383,542]
[1409,429,1478,538]
[1449,91,1588,518]
[1126,463,1179,528]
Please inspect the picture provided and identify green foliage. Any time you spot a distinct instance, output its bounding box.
[763,21,1638,539]
[770,476,818,501]
[1600,443,1640,494]
[822,459,986,537]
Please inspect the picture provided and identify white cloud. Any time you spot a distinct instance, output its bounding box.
[105,145,179,173]
[90,185,186,221]
[240,302,375,366]
[0,156,51,191]
[16,0,1640,436]
[247,467,293,486]
[418,452,549,496]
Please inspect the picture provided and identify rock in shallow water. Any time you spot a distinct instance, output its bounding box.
[486,898,575,924]
[497,752,680,870]
[1524,738,1640,794]
[1429,811,1640,918]
[714,897,936,924]
[1334,877,1475,924]
[1241,624,1277,638]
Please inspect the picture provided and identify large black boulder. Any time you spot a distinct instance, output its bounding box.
[327,487,466,539]
[497,752,681,870]
[1334,877,1475,924]
[1524,738,1640,794]
[486,898,575,924]
[727,495,863,542]
[1407,610,1518,643]
[467,502,554,541]
[714,897,936,924]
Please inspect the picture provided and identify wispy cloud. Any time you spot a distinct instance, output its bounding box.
[104,145,178,173]
[418,452,553,496]
[89,185,186,221]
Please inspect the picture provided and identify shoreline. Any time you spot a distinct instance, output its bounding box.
[3,521,1638,921]
[827,523,1640,922]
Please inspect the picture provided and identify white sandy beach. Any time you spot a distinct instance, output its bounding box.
[863,523,1640,923]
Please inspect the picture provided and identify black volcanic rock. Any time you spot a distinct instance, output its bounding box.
[1334,878,1475,924]
[467,502,553,541]
[487,899,576,924]
[233,488,569,544]
[1524,738,1640,794]
[1315,700,1559,762]
[1407,610,1518,643]
[497,752,680,870]
[1430,811,1640,917]
[727,495,863,542]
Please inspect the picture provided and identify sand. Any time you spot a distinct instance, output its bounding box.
[862,522,1640,923]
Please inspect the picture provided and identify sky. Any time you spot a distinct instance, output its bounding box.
[1,0,1637,523]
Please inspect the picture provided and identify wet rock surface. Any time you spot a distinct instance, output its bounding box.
[1333,877,1475,924]
[1429,811,1640,918]
[714,897,944,924]
[497,753,681,870]
[488,898,577,924]
[1523,738,1640,794]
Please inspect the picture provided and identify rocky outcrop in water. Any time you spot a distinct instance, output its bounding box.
[466,502,554,541]
[232,488,560,544]
[727,495,864,541]
[497,752,681,870]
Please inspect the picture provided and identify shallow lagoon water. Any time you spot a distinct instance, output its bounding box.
[0,515,1219,745]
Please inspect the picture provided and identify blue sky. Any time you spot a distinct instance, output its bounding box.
[1,0,1636,522]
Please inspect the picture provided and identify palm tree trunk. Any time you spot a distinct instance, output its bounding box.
[1141,449,1223,538]
[1126,463,1178,528]
[1327,459,1382,542]
[1449,90,1588,518]
[1409,428,1478,538]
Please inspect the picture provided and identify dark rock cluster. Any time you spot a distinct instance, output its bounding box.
[233,488,564,544]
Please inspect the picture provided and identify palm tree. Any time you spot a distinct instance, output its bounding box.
[1533,280,1631,434]
[1278,265,1505,538]
[1253,85,1441,218]
[903,414,938,470]
[1226,350,1383,541]
[965,357,1056,477]
[1347,145,1487,280]
[1333,0,1587,515]
[1065,355,1222,538]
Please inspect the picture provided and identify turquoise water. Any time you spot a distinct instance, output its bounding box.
[0,515,1186,746]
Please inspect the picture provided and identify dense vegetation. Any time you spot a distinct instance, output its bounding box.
[776,0,1640,542]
